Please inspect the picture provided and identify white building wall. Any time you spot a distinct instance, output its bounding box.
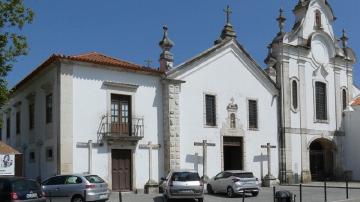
[71,63,163,190]
[1,64,59,181]
[176,47,279,180]
[344,106,360,180]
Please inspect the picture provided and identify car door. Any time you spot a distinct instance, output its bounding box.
[219,172,232,193]
[42,176,67,198]
[211,172,224,193]
[61,175,83,199]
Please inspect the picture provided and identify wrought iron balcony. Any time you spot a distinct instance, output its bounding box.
[98,115,144,142]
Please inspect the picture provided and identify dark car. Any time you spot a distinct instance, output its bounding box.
[0,177,46,202]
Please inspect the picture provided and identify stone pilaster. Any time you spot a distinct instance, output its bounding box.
[162,80,182,172]
[334,67,341,130]
[281,58,294,183]
[298,59,311,183]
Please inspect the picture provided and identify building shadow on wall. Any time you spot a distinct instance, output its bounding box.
[253,153,267,180]
[185,153,203,172]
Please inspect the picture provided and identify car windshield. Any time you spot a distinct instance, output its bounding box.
[171,172,200,182]
[233,172,254,178]
[12,179,40,192]
[85,175,105,183]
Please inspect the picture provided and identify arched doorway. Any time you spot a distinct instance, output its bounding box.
[309,138,335,181]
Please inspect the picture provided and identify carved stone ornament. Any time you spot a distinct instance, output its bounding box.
[227,97,238,111]
[313,65,329,79]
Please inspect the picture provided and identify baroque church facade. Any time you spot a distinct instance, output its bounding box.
[1,0,358,191]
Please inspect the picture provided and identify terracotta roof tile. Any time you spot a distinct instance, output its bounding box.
[11,52,164,92]
[0,141,21,154]
[352,97,360,106]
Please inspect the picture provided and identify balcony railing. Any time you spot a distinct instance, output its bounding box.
[97,115,144,142]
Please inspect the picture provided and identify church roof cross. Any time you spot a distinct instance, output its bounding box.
[144,58,152,68]
[223,5,232,25]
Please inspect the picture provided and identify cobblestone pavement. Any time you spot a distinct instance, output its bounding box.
[108,184,360,202]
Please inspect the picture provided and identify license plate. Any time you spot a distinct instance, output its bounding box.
[181,190,193,193]
[26,193,38,199]
[99,194,107,199]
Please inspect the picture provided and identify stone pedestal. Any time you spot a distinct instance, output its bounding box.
[144,180,159,194]
[262,175,278,187]
[301,170,311,183]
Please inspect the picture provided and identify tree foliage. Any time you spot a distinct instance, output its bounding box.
[0,0,33,106]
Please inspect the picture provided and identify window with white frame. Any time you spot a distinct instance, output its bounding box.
[205,94,216,126]
[248,99,258,130]
[342,89,347,110]
[292,80,299,111]
[315,82,327,120]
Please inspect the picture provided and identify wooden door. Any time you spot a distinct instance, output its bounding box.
[112,149,132,191]
[111,95,131,136]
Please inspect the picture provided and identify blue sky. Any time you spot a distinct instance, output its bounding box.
[8,0,360,88]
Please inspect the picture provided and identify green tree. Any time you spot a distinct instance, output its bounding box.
[0,0,34,106]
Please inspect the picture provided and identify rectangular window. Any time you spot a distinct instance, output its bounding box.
[46,147,53,161]
[248,100,258,129]
[16,111,21,135]
[29,151,35,163]
[46,94,53,123]
[110,94,131,135]
[29,102,35,130]
[205,94,216,126]
[315,82,327,120]
[6,117,10,138]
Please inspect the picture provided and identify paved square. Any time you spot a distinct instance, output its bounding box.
[108,185,360,202]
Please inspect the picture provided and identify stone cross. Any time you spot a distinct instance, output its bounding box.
[223,5,232,24]
[261,143,277,178]
[76,140,99,174]
[139,141,161,184]
[194,140,216,181]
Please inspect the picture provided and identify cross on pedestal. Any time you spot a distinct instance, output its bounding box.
[194,140,216,181]
[261,143,276,178]
[261,143,277,187]
[76,140,100,174]
[139,141,161,185]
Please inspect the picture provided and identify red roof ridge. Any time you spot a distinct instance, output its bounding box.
[11,52,164,93]
[70,52,99,57]
[351,96,360,106]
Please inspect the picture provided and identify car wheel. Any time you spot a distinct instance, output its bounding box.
[252,191,259,197]
[198,198,204,202]
[227,187,235,198]
[207,184,214,194]
[71,195,84,202]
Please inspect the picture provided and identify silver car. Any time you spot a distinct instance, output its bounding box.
[42,174,110,202]
[162,169,204,202]
[207,170,260,198]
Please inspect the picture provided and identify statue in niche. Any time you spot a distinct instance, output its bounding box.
[230,113,236,128]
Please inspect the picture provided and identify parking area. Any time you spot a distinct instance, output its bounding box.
[106,185,360,202]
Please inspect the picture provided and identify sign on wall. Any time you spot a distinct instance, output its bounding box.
[0,154,15,175]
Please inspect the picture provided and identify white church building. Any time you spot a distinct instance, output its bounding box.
[1,0,359,191]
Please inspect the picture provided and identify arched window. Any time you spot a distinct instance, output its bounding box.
[292,80,298,110]
[230,113,236,128]
[315,82,327,120]
[342,89,347,110]
[315,10,322,28]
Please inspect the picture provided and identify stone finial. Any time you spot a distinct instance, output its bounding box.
[277,8,286,35]
[214,5,237,45]
[159,25,174,72]
[340,29,348,48]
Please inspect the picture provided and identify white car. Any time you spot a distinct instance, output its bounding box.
[207,170,260,198]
